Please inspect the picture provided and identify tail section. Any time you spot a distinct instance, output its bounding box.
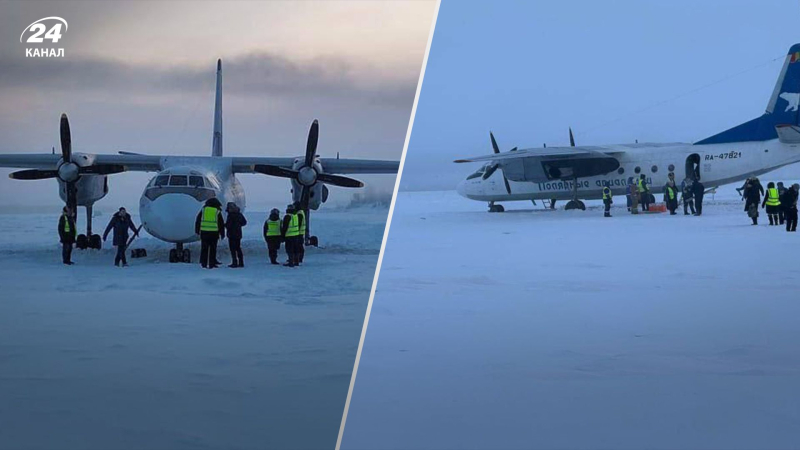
[696,44,800,145]
[212,59,223,157]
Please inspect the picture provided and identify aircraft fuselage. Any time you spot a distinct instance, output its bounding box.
[457,139,800,202]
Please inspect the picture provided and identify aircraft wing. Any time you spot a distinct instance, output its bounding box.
[0,153,163,172]
[455,145,628,182]
[231,157,399,174]
[454,145,623,163]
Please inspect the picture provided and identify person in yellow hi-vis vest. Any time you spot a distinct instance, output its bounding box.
[58,206,77,265]
[263,208,282,265]
[762,181,782,226]
[194,198,225,269]
[281,204,300,267]
[294,202,307,264]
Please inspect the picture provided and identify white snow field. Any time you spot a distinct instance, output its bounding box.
[342,187,800,450]
[0,206,386,450]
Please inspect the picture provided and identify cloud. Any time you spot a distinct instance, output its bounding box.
[0,51,418,108]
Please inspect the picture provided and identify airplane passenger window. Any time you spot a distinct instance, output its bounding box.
[668,164,675,172]
[189,175,205,187]
[154,175,169,187]
[617,167,624,174]
[170,175,188,186]
[634,166,641,174]
[651,165,658,173]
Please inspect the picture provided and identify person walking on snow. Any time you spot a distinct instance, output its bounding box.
[762,182,781,226]
[785,184,799,232]
[103,207,139,267]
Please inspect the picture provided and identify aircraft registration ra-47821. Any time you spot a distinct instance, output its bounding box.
[456,44,800,213]
[0,59,398,262]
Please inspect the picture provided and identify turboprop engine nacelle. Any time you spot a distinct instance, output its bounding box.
[289,157,328,210]
[57,153,109,206]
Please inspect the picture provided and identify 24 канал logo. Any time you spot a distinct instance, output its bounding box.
[20,17,67,58]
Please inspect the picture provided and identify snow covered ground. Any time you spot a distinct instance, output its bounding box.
[0,206,387,450]
[342,186,800,450]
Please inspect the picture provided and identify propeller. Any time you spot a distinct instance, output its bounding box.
[8,113,128,217]
[253,119,364,202]
[485,131,512,195]
[253,120,364,245]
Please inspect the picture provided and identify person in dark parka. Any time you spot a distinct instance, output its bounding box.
[681,177,695,215]
[263,208,282,265]
[693,179,705,215]
[195,198,225,269]
[743,178,761,220]
[777,182,788,225]
[103,207,139,266]
[58,206,77,265]
[785,184,799,232]
[224,202,247,268]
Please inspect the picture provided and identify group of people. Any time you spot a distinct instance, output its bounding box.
[58,200,310,267]
[740,177,799,231]
[603,173,705,217]
[194,199,307,269]
[58,206,139,266]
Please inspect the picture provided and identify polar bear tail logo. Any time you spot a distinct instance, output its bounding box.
[780,92,800,112]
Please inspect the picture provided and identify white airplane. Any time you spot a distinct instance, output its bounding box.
[0,59,398,262]
[456,44,800,212]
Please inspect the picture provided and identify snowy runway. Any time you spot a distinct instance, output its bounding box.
[343,189,800,449]
[0,207,386,450]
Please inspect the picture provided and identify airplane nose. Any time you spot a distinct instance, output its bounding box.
[142,194,203,243]
[456,179,468,198]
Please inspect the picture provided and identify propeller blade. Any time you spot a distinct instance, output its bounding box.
[316,173,364,188]
[60,113,72,162]
[299,185,311,211]
[79,164,126,175]
[482,163,498,180]
[569,127,575,147]
[9,169,59,180]
[503,175,512,195]
[66,181,78,219]
[253,164,299,179]
[490,131,500,154]
[305,119,319,167]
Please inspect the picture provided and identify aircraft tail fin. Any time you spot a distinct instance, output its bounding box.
[212,59,223,157]
[696,44,800,145]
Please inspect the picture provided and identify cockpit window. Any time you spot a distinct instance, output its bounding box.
[154,175,169,187]
[169,175,188,186]
[466,167,486,180]
[189,175,205,187]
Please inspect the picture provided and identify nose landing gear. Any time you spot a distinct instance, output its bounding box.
[488,201,505,213]
[168,243,191,263]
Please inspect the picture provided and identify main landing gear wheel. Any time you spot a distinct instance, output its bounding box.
[89,234,102,250]
[76,234,88,250]
[488,203,505,213]
[565,200,586,211]
[308,235,319,247]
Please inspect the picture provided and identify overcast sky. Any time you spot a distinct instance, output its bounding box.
[401,0,800,191]
[0,0,435,209]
